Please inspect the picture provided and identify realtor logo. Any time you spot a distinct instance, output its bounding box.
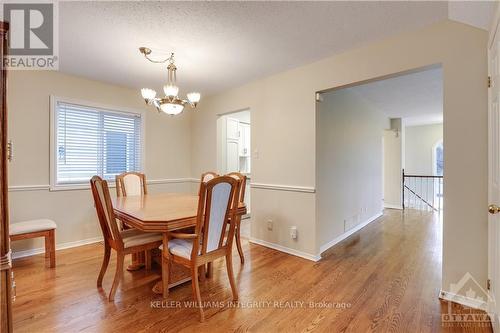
[3,1,58,69]
[441,272,494,328]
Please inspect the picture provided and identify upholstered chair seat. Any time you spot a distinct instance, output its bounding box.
[10,219,57,268]
[121,229,162,248]
[160,239,200,259]
[10,219,57,235]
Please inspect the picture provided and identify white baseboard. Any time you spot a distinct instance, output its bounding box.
[12,236,103,259]
[319,212,383,255]
[248,237,321,262]
[439,289,488,311]
[384,203,403,210]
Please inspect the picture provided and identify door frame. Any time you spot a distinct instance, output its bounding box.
[0,21,13,333]
[488,3,500,332]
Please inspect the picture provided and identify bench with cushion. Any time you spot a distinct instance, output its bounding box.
[10,219,57,268]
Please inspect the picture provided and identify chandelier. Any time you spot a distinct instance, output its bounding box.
[139,47,201,116]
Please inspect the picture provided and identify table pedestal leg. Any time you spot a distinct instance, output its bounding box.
[152,277,192,295]
[152,235,192,295]
[161,233,169,298]
[127,251,145,271]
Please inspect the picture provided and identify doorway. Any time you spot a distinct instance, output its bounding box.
[403,122,444,211]
[216,109,251,220]
[315,64,444,290]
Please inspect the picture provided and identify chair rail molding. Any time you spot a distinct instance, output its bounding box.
[10,180,317,194]
[148,178,198,185]
[250,182,316,193]
[9,178,198,192]
[8,185,50,192]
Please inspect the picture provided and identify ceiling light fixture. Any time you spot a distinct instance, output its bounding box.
[139,47,200,116]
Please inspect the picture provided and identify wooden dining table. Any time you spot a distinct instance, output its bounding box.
[112,192,247,297]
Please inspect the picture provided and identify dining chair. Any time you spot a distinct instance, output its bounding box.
[116,172,148,270]
[206,171,247,278]
[198,171,218,196]
[226,172,247,264]
[90,176,163,301]
[160,176,240,321]
[116,171,147,197]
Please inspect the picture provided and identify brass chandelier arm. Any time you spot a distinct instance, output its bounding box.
[143,54,169,63]
[139,47,175,64]
[158,97,185,105]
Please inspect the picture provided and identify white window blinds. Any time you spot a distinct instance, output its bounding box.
[54,101,142,185]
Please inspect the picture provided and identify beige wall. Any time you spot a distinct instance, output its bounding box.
[190,68,319,258]
[7,19,489,297]
[316,89,387,248]
[383,129,403,208]
[191,20,488,294]
[7,71,193,254]
[405,123,443,175]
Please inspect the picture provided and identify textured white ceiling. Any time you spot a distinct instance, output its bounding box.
[348,67,443,126]
[59,1,450,96]
[57,1,492,97]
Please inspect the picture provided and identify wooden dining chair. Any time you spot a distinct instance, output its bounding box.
[90,176,163,301]
[206,171,247,278]
[116,172,148,269]
[227,172,247,264]
[198,171,218,196]
[116,171,147,197]
[160,176,241,321]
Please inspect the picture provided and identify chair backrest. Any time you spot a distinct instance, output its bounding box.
[90,176,123,246]
[226,172,247,203]
[198,171,219,196]
[195,176,240,255]
[116,172,147,197]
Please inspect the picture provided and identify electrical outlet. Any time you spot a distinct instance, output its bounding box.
[267,219,273,231]
[290,226,297,239]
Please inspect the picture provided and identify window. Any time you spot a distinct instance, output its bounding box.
[433,140,444,176]
[51,97,143,189]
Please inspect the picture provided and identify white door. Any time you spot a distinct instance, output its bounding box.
[226,118,240,141]
[489,12,500,332]
[240,123,250,156]
[225,117,240,172]
[226,140,239,172]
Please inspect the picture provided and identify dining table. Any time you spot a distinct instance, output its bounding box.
[112,192,247,298]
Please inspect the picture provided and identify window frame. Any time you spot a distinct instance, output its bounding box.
[49,96,146,191]
[432,139,444,176]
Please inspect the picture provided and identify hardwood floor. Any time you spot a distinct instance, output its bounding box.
[12,209,491,332]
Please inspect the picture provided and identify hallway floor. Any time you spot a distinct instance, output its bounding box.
[11,209,491,332]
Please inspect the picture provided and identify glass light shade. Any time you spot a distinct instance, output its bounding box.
[141,88,156,100]
[160,102,184,115]
[187,92,201,104]
[163,84,179,97]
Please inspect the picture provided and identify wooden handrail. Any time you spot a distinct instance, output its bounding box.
[403,174,443,179]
